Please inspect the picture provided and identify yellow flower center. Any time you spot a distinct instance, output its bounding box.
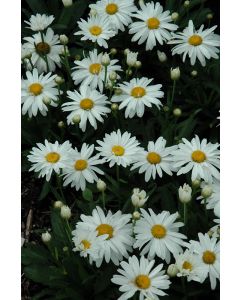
[147,17,160,29]
[131,86,146,98]
[188,35,203,46]
[135,275,151,289]
[191,150,206,163]
[36,42,51,55]
[202,250,216,264]
[96,224,114,239]
[89,63,102,75]
[147,152,161,164]
[81,239,91,249]
[89,25,102,36]
[45,152,60,163]
[29,83,43,96]
[74,159,88,171]
[151,224,166,239]
[182,261,193,271]
[112,145,125,156]
[80,98,94,110]
[106,3,118,15]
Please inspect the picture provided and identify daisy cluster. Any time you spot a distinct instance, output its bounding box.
[21,1,220,299]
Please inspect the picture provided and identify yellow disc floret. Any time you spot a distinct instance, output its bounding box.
[81,239,91,249]
[45,152,60,163]
[188,35,203,46]
[80,98,94,110]
[89,26,102,36]
[74,159,88,171]
[36,42,51,55]
[96,224,114,239]
[112,145,125,156]
[135,275,151,289]
[89,63,102,75]
[29,83,43,96]
[147,152,161,164]
[191,150,206,163]
[151,224,166,239]
[182,261,193,271]
[131,86,146,98]
[147,17,160,29]
[106,3,118,15]
[202,250,216,264]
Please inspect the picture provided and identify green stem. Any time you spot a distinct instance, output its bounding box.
[40,31,50,73]
[104,65,108,89]
[170,80,176,109]
[102,191,105,210]
[183,203,187,226]
[28,57,34,69]
[56,175,65,202]
[63,45,72,85]
[65,220,72,245]
[181,277,188,299]
[116,164,120,182]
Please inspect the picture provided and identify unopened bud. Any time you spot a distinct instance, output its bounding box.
[157,51,167,63]
[126,51,138,67]
[163,105,169,112]
[97,179,106,192]
[75,55,81,60]
[62,0,72,7]
[201,185,213,198]
[54,200,64,209]
[89,8,97,17]
[126,69,132,76]
[72,114,81,124]
[111,103,119,111]
[43,96,51,105]
[60,34,69,45]
[106,82,113,89]
[58,121,65,128]
[171,12,179,21]
[184,1,190,8]
[173,108,182,117]
[192,179,201,188]
[207,13,213,20]
[109,71,117,81]
[60,205,71,220]
[191,70,198,77]
[63,246,69,252]
[178,183,192,203]
[101,53,110,66]
[134,61,142,69]
[114,88,122,95]
[41,231,51,243]
[124,48,130,56]
[110,48,117,55]
[132,211,141,220]
[167,264,179,277]
[170,67,180,81]
[55,76,64,85]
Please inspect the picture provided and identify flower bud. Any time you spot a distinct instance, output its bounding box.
[114,88,122,95]
[173,108,182,117]
[97,179,106,192]
[171,12,179,21]
[111,103,119,111]
[126,69,132,76]
[201,185,213,198]
[21,46,32,60]
[60,205,71,220]
[41,231,51,243]
[89,8,98,17]
[131,189,148,208]
[192,179,201,188]
[63,246,69,252]
[58,121,65,128]
[106,82,113,89]
[72,114,81,124]
[132,211,141,220]
[184,1,190,7]
[110,48,117,55]
[75,54,81,61]
[126,51,138,67]
[134,61,142,69]
[43,96,51,105]
[207,13,213,20]
[178,183,192,203]
[54,200,64,209]
[191,70,198,77]
[55,76,64,85]
[101,53,110,66]
[163,105,169,112]
[60,34,69,45]
[157,51,167,63]
[124,48,130,56]
[109,71,117,81]
[62,0,72,7]
[170,67,180,81]
[167,264,179,277]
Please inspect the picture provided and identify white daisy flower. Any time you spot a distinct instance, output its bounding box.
[21,68,58,117]
[209,219,220,238]
[111,77,164,118]
[129,1,178,50]
[72,226,107,263]
[168,20,220,66]
[111,255,171,300]
[27,140,72,181]
[172,135,220,183]
[72,49,122,92]
[89,0,137,32]
[21,44,31,60]
[174,249,206,283]
[24,13,54,31]
[131,137,177,182]
[190,233,220,290]
[23,28,62,73]
[76,206,134,267]
[197,180,220,217]
[62,85,111,132]
[131,188,148,208]
[96,129,141,168]
[75,15,116,49]
[134,209,187,263]
[62,144,104,191]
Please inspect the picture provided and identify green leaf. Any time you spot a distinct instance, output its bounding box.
[82,188,93,201]
[25,0,48,13]
[38,180,51,201]
[22,244,50,265]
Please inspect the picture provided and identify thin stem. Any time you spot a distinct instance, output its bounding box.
[102,191,105,210]
[65,220,73,245]
[28,57,34,69]
[170,80,176,109]
[40,31,50,72]
[116,164,120,182]
[104,65,108,89]
[183,203,187,226]
[56,175,65,202]
[63,45,72,85]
